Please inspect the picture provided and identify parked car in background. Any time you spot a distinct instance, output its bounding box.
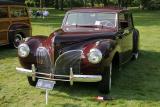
[0,1,31,48]
[16,7,139,94]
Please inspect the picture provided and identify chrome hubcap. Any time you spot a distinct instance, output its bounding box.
[13,34,22,48]
[135,52,139,59]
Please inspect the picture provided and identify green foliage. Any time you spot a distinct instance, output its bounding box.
[147,0,160,10]
[24,0,160,10]
[25,0,36,7]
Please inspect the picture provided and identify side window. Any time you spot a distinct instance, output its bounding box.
[119,13,129,29]
[0,7,8,18]
[65,13,77,25]
[10,7,28,18]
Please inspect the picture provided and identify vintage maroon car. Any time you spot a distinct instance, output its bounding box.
[16,8,139,94]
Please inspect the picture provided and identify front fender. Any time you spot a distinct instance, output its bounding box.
[97,39,119,66]
[18,36,48,69]
[81,39,120,74]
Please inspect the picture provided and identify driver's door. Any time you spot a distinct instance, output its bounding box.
[118,12,133,63]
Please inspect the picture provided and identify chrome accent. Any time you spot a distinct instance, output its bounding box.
[32,64,36,81]
[55,50,83,67]
[16,67,32,76]
[18,43,30,58]
[70,67,74,85]
[87,48,102,64]
[54,50,83,75]
[109,63,112,91]
[16,65,102,85]
[36,47,53,73]
[36,47,48,64]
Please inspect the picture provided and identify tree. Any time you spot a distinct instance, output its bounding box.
[103,0,107,6]
[70,0,73,9]
[45,0,54,7]
[91,0,95,7]
[55,0,59,9]
[60,0,64,10]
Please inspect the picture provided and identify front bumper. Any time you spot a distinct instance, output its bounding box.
[16,64,102,85]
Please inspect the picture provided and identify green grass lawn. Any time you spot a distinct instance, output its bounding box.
[0,9,160,107]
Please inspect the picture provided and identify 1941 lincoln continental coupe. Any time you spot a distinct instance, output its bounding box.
[16,8,139,94]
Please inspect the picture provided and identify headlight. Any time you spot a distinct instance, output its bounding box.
[18,44,30,58]
[87,48,102,64]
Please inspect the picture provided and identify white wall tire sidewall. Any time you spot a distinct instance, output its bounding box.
[109,63,112,92]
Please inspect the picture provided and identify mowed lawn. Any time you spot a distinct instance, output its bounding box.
[0,9,160,107]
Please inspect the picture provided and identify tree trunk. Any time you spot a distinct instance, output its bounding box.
[91,0,94,7]
[118,0,121,7]
[60,0,64,10]
[70,0,72,9]
[55,0,59,9]
[103,0,107,6]
[40,0,42,8]
[84,0,87,7]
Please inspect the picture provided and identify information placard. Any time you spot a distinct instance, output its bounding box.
[36,79,55,90]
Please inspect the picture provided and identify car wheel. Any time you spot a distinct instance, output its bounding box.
[27,76,38,86]
[13,33,23,48]
[132,29,139,60]
[98,63,112,94]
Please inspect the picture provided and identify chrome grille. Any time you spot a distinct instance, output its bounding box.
[36,47,82,75]
[55,50,82,75]
[36,47,53,73]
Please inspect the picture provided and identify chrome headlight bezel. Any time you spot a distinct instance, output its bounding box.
[18,44,30,58]
[87,48,102,64]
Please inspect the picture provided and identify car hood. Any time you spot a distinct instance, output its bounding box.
[54,27,117,45]
[52,27,117,57]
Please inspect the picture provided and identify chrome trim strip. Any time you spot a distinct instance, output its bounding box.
[16,67,32,76]
[16,65,102,85]
[54,50,83,68]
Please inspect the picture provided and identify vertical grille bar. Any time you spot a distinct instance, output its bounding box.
[36,47,53,73]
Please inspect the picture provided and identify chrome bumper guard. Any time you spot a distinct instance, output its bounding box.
[16,64,102,85]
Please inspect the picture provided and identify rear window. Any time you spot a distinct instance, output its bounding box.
[0,7,8,18]
[10,7,28,17]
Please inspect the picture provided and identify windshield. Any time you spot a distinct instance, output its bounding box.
[65,12,117,28]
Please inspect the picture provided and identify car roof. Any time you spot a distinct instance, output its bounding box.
[0,1,25,6]
[68,7,128,13]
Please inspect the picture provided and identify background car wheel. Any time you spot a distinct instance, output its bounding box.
[132,52,139,60]
[98,63,112,94]
[27,76,38,86]
[13,33,23,48]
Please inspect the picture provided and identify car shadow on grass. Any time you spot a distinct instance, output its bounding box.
[0,46,17,59]
[111,50,160,101]
[45,50,160,103]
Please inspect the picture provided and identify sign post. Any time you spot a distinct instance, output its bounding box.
[46,89,48,104]
[36,79,56,105]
